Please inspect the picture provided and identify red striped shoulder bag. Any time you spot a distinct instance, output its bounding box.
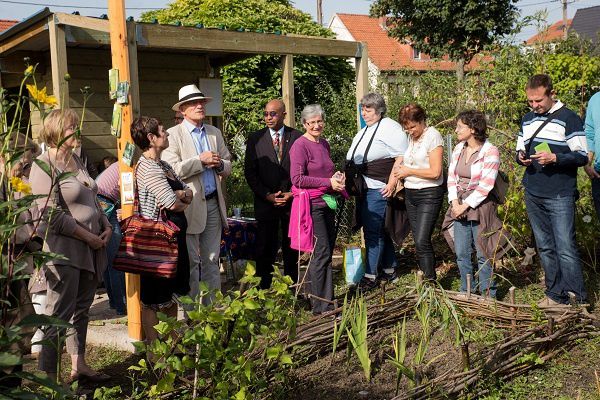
[113,165,180,279]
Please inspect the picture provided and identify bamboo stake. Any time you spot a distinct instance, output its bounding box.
[547,316,554,335]
[509,286,516,333]
[466,274,472,298]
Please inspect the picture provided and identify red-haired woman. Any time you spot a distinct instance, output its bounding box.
[394,103,444,281]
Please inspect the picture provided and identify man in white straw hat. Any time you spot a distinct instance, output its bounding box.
[162,84,231,305]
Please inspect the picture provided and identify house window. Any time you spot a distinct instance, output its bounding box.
[412,47,421,59]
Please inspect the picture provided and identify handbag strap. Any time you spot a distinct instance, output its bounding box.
[349,119,382,164]
[524,106,564,156]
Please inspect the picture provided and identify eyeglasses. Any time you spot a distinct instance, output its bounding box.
[304,120,324,127]
[263,111,279,117]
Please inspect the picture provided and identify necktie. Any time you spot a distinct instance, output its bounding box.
[273,132,281,161]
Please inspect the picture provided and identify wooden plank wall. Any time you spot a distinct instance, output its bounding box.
[31,47,211,164]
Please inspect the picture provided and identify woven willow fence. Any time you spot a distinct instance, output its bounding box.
[279,284,599,399]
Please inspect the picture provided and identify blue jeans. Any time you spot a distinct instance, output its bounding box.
[103,211,126,314]
[361,189,397,277]
[525,192,587,303]
[454,219,496,297]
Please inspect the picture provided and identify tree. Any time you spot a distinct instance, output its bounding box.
[369,0,520,80]
[142,0,353,138]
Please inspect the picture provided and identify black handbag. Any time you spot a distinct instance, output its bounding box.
[344,120,381,196]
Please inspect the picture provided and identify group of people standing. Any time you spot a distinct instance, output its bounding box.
[246,73,591,315]
[22,71,593,383]
[244,91,501,314]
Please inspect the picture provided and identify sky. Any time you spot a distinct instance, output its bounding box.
[1,0,599,42]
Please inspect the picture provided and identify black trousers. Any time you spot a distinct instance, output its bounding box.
[255,209,299,289]
[308,205,337,314]
[404,185,444,281]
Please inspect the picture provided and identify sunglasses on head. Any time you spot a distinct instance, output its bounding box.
[263,111,278,117]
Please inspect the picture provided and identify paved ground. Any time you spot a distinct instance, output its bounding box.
[87,290,137,352]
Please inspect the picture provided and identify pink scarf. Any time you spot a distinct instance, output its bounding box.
[288,186,329,253]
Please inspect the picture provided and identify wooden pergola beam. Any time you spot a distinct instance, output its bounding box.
[139,24,361,58]
[54,12,110,33]
[48,16,69,108]
[281,54,295,128]
[60,22,360,58]
[355,42,369,128]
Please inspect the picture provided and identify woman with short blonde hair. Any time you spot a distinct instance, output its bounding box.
[30,108,112,383]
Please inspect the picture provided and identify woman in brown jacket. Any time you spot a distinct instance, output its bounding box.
[30,109,112,383]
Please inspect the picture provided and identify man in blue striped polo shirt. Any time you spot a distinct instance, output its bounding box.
[516,74,588,306]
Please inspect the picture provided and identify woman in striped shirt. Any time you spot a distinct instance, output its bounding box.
[131,117,193,343]
[446,110,500,298]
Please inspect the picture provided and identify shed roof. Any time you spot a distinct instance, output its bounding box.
[0,8,362,64]
[571,5,600,44]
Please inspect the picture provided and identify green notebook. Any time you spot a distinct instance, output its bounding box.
[534,141,551,154]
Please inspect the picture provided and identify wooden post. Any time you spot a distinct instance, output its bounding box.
[48,16,69,108]
[509,286,516,333]
[416,270,424,286]
[355,42,369,129]
[466,274,472,298]
[281,54,295,128]
[108,0,142,341]
[126,21,140,117]
[460,342,471,371]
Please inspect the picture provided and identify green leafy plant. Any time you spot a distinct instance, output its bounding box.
[346,294,371,382]
[126,264,297,399]
[0,62,90,398]
[331,294,350,360]
[389,317,412,395]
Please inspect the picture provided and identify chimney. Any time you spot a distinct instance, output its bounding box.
[378,16,388,30]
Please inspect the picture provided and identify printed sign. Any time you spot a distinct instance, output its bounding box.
[121,171,134,205]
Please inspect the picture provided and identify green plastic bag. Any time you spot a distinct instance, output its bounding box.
[322,193,338,210]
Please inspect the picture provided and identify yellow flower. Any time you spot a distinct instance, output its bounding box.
[24,65,33,76]
[10,176,32,195]
[26,84,57,107]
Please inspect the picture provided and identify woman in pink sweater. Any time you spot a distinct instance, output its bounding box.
[289,104,345,315]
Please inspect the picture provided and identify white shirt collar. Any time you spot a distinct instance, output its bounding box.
[547,100,564,114]
[269,126,284,139]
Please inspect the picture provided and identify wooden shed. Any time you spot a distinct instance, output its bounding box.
[0,8,369,164]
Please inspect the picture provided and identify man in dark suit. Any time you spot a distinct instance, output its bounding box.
[244,99,302,288]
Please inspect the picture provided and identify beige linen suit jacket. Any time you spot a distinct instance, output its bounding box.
[162,122,232,234]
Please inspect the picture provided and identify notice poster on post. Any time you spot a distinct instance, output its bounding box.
[122,141,135,167]
[108,68,119,100]
[110,103,122,137]
[121,171,134,205]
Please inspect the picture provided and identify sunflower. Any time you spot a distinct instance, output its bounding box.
[26,84,57,107]
[10,176,32,195]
